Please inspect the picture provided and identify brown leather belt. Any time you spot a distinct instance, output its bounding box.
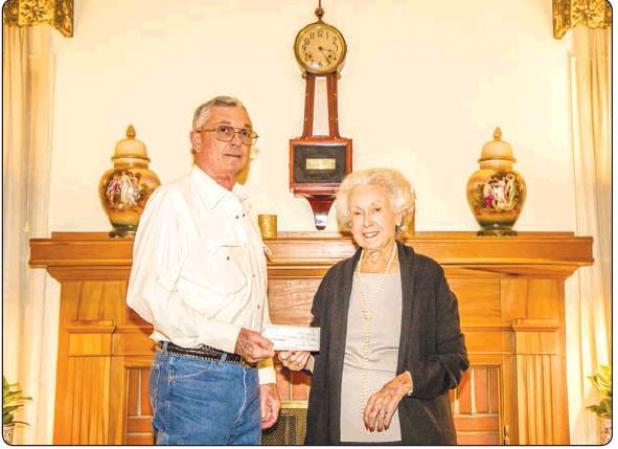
[159,341,249,367]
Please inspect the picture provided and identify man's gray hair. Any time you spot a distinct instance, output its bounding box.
[192,95,247,131]
[335,167,415,231]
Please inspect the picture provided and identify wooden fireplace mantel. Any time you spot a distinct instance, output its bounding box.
[30,231,592,445]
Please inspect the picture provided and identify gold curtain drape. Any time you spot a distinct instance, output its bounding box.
[565,24,611,444]
[553,0,611,443]
[3,23,55,443]
[2,0,73,37]
[553,0,612,39]
[2,1,72,441]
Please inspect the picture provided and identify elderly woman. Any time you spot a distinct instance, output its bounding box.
[279,168,469,445]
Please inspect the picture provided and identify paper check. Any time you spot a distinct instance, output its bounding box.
[263,324,320,352]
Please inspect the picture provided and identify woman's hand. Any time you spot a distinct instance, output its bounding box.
[278,351,310,371]
[363,371,412,432]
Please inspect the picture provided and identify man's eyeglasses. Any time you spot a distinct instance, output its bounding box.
[197,125,258,145]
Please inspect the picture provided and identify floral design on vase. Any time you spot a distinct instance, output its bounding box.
[104,170,142,207]
[466,128,526,236]
[99,125,160,237]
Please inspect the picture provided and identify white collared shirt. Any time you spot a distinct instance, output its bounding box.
[126,165,275,384]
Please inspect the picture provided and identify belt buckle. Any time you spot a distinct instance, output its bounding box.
[197,344,213,355]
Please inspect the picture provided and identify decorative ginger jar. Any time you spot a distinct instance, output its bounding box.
[99,125,160,237]
[466,127,526,236]
[599,417,611,445]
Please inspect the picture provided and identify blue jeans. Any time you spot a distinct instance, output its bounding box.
[149,349,261,445]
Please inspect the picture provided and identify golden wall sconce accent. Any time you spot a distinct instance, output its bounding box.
[553,0,611,39]
[2,0,73,37]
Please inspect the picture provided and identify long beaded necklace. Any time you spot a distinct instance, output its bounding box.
[356,242,397,419]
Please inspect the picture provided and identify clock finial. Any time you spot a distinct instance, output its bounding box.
[315,0,324,21]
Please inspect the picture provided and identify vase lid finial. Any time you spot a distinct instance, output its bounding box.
[493,127,502,141]
[113,124,148,161]
[479,126,515,163]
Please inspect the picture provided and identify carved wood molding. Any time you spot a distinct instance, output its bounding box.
[515,353,566,443]
[33,231,592,445]
[512,318,560,333]
[512,317,567,443]
[54,356,111,443]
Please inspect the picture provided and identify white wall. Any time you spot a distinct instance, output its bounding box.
[48,0,576,233]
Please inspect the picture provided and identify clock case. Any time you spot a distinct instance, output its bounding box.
[289,135,352,229]
[289,71,353,229]
[290,12,352,230]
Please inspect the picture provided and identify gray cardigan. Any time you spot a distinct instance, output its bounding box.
[305,242,469,445]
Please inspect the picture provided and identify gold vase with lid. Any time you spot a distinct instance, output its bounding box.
[466,127,526,236]
[98,125,161,237]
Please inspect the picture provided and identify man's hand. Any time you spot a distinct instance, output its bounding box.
[278,351,310,371]
[363,372,412,432]
[234,328,274,363]
[260,383,280,429]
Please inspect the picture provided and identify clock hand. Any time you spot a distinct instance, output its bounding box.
[318,46,335,54]
[318,46,335,63]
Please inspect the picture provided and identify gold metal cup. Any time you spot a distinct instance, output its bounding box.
[258,214,277,239]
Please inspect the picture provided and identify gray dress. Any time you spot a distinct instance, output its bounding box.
[340,272,402,443]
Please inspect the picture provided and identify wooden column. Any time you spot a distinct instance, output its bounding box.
[30,231,592,445]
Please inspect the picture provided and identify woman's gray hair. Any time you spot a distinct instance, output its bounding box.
[192,95,247,131]
[336,167,415,231]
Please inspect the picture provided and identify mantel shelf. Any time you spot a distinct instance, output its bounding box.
[30,231,593,272]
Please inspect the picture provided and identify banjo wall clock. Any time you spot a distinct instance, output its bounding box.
[289,1,353,230]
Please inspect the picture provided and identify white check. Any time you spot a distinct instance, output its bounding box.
[263,324,320,352]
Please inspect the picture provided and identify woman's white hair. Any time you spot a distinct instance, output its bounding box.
[336,167,415,231]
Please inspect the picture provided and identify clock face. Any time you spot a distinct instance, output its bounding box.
[294,22,347,75]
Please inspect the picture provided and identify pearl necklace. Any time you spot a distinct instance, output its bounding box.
[356,242,397,418]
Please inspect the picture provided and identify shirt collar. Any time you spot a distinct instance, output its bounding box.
[190,165,244,209]
[232,182,248,202]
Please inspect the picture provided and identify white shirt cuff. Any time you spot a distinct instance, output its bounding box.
[257,358,276,384]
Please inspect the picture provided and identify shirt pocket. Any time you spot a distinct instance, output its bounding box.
[178,243,248,303]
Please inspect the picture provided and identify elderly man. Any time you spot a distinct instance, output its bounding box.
[127,96,280,445]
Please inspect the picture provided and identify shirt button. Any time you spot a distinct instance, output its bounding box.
[257,305,261,310]
[235,215,239,219]
[226,256,230,261]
